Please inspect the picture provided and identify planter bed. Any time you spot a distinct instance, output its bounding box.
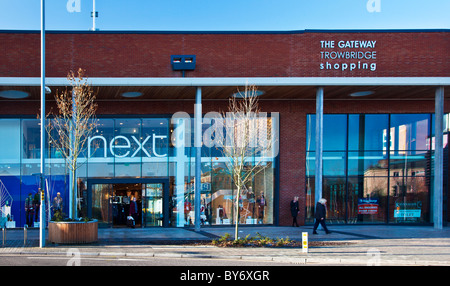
[48,220,98,244]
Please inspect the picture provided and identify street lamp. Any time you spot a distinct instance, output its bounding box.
[39,0,46,248]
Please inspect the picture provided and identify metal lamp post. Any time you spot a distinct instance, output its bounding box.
[39,0,46,248]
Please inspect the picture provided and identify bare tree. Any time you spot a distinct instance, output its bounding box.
[215,85,276,240]
[46,68,97,219]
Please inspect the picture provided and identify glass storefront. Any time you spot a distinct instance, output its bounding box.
[87,180,167,228]
[0,116,276,228]
[306,113,449,224]
[2,112,444,227]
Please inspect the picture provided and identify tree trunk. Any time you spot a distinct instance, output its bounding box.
[71,167,77,219]
[234,185,240,240]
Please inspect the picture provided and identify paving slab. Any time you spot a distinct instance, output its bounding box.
[1,225,450,265]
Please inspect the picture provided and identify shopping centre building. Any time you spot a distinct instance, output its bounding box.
[0,29,448,228]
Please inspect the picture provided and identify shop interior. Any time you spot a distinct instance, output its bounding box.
[111,183,142,227]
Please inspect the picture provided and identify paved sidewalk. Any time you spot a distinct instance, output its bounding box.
[1,225,450,265]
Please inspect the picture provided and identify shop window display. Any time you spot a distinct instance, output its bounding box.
[306,113,439,224]
[208,161,274,225]
[87,116,275,227]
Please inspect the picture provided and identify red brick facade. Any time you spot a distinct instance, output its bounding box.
[0,30,449,78]
[0,30,449,226]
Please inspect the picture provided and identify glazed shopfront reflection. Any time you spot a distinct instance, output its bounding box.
[80,117,276,227]
[87,180,168,228]
[0,117,276,228]
[306,113,448,224]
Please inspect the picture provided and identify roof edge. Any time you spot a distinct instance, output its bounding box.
[0,29,449,35]
[2,77,449,87]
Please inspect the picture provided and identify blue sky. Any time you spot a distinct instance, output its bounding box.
[0,0,449,31]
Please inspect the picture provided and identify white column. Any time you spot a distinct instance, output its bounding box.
[434,86,444,230]
[315,87,324,205]
[175,118,187,227]
[194,87,202,231]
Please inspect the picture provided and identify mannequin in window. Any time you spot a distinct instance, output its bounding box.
[53,192,63,219]
[258,194,266,224]
[184,201,192,224]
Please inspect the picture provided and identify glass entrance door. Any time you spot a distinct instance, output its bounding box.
[142,183,164,227]
[91,183,113,228]
[88,179,169,228]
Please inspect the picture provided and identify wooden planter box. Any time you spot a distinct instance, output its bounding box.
[49,220,98,244]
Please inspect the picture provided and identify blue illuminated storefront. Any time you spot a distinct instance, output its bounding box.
[0,118,69,228]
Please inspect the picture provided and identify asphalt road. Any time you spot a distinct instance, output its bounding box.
[1,252,433,284]
[0,253,294,266]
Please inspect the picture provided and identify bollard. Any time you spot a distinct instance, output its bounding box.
[302,232,308,253]
[2,228,5,247]
[24,225,28,246]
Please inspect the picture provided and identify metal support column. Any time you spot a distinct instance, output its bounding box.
[194,87,202,232]
[315,87,324,206]
[174,117,186,227]
[434,86,444,230]
[39,0,46,248]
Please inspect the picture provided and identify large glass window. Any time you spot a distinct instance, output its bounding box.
[390,114,430,153]
[306,114,347,151]
[0,119,21,175]
[307,114,347,223]
[114,119,142,177]
[348,114,389,151]
[88,119,114,177]
[0,118,70,227]
[202,114,277,226]
[21,119,41,176]
[306,113,436,224]
[347,176,388,224]
[142,118,169,177]
[389,175,429,223]
[91,183,112,227]
[0,115,277,228]
[388,114,431,223]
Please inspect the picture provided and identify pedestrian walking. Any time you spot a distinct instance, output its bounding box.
[290,196,299,227]
[313,198,331,234]
[33,192,40,223]
[25,193,34,227]
[128,196,138,228]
